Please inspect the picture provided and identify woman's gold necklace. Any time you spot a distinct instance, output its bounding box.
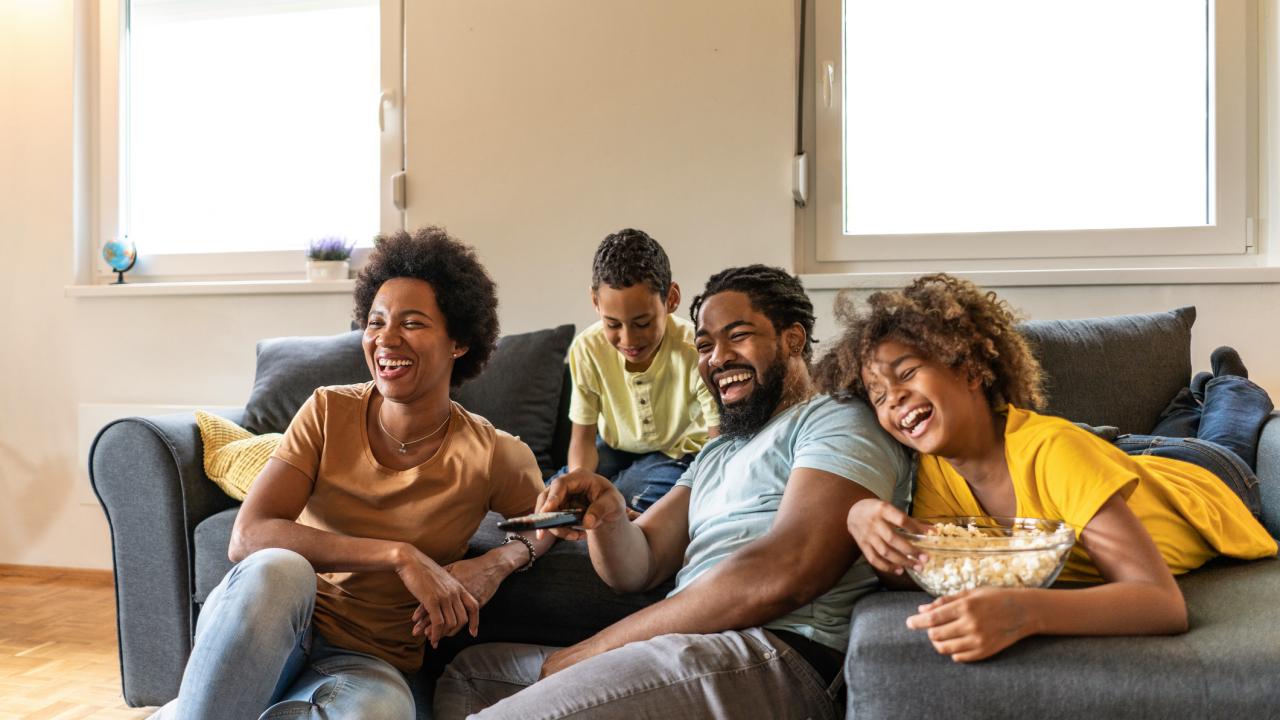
[378,407,451,454]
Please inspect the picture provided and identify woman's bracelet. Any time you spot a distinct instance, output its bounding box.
[502,533,536,573]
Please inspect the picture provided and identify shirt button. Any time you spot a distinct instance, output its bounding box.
[643,418,651,424]
[639,399,647,405]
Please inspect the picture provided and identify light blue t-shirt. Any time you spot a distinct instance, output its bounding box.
[669,393,911,651]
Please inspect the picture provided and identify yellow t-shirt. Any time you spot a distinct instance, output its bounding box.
[567,314,719,458]
[272,383,543,673]
[912,405,1277,583]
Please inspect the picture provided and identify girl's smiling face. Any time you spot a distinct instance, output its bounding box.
[860,339,991,457]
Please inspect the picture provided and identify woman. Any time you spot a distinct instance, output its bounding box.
[156,227,555,719]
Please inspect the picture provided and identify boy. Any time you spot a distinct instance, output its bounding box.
[562,228,719,511]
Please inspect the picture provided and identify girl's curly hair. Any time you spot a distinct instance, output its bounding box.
[814,274,1046,410]
[353,227,499,387]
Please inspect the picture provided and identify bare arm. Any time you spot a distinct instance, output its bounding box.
[541,468,877,675]
[230,457,409,570]
[567,422,599,473]
[536,469,690,592]
[230,457,480,648]
[907,492,1186,661]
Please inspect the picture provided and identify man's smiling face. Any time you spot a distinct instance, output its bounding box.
[695,290,790,439]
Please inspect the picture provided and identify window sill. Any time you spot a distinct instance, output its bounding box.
[799,266,1280,290]
[65,279,356,298]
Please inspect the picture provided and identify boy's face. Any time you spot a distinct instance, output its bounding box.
[860,339,989,457]
[593,282,680,371]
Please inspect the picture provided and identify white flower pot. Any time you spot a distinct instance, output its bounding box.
[306,259,350,281]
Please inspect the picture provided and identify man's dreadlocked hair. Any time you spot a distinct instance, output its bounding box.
[814,273,1046,410]
[689,265,817,361]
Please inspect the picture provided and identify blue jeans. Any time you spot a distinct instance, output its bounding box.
[552,437,694,512]
[153,548,419,720]
[1117,375,1273,518]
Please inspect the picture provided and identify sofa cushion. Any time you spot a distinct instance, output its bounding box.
[242,331,369,435]
[452,324,574,475]
[845,557,1280,719]
[1020,307,1194,435]
[240,326,573,474]
[193,508,239,604]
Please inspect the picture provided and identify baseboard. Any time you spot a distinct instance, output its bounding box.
[0,564,113,585]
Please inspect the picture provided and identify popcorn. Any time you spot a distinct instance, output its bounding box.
[906,521,1072,596]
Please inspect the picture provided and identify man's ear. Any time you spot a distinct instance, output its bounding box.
[453,344,469,360]
[665,283,681,314]
[782,323,806,357]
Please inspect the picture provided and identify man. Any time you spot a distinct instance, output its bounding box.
[433,265,911,720]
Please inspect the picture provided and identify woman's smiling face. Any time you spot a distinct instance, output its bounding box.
[860,339,988,457]
[362,277,465,403]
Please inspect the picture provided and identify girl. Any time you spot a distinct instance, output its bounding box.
[816,274,1277,662]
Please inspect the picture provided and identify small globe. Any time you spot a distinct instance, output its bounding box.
[102,240,136,272]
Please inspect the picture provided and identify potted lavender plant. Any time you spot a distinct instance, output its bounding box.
[305,236,355,281]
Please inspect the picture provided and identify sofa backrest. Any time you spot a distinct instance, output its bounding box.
[242,324,575,477]
[1019,306,1195,435]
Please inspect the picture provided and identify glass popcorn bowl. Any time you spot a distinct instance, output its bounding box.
[897,516,1076,597]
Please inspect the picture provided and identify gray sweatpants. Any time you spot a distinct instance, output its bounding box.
[433,627,843,720]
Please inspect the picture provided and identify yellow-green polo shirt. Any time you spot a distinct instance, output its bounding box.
[568,315,719,458]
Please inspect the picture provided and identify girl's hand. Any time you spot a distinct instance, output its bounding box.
[906,587,1035,662]
[396,549,479,649]
[846,498,928,575]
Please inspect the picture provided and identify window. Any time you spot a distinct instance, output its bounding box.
[811,0,1255,267]
[95,0,404,280]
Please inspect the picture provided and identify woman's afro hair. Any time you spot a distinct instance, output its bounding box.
[352,226,499,387]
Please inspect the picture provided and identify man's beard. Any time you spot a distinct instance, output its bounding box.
[715,355,788,440]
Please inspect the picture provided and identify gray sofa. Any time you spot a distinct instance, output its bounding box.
[91,307,1280,718]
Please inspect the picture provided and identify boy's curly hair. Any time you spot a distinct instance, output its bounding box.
[814,274,1046,410]
[352,226,499,387]
[591,228,672,296]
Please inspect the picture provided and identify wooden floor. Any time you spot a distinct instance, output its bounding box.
[0,566,156,719]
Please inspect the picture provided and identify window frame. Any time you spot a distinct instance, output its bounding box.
[92,0,404,282]
[809,0,1258,268]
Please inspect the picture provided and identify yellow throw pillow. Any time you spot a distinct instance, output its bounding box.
[194,411,283,501]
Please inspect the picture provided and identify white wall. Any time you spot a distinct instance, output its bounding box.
[1,1,1276,570]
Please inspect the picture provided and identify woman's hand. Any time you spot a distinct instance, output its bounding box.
[410,554,509,639]
[536,469,628,542]
[906,587,1035,662]
[396,547,480,649]
[847,498,928,575]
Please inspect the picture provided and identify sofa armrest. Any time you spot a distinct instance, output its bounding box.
[1254,411,1280,539]
[89,411,242,707]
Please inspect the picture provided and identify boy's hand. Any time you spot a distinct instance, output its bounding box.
[847,498,929,575]
[906,587,1033,662]
[536,469,627,541]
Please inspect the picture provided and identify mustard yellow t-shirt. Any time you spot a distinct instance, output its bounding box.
[272,383,543,673]
[912,405,1277,583]
[568,314,719,458]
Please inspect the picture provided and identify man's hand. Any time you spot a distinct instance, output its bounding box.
[396,547,480,649]
[906,587,1035,662]
[847,498,929,575]
[536,469,628,541]
[539,636,611,678]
